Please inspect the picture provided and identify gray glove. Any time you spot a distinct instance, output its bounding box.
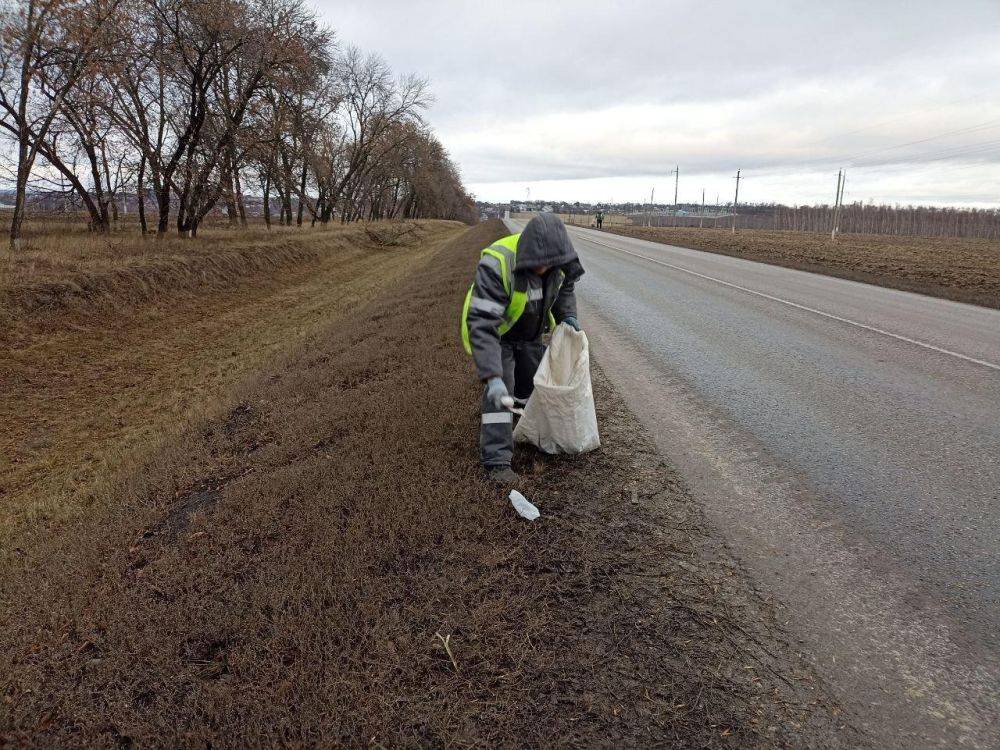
[485,376,509,408]
[562,316,580,331]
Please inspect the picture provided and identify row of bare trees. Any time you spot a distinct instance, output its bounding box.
[638,202,1000,239]
[761,203,1000,239]
[0,0,475,248]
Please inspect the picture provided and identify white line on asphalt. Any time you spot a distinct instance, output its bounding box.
[577,232,1000,373]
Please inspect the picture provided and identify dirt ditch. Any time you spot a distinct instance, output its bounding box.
[1,220,858,746]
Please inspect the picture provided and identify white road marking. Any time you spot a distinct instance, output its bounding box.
[577,232,1000,373]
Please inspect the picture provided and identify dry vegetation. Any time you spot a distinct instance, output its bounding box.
[0,217,464,531]
[600,225,1000,309]
[2,216,356,308]
[1,220,855,746]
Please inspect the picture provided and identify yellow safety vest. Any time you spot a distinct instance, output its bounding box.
[461,233,560,354]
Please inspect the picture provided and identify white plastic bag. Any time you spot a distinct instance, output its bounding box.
[509,490,540,520]
[513,323,600,454]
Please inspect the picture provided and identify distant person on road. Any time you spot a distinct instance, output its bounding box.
[596,210,604,229]
[461,214,585,484]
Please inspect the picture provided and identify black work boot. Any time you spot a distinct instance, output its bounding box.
[487,465,521,485]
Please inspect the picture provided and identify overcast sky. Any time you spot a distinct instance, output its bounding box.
[318,0,1000,207]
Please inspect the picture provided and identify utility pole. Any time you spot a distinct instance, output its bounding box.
[831,170,842,239]
[649,187,655,227]
[699,188,705,229]
[731,169,741,235]
[832,169,846,240]
[673,165,679,208]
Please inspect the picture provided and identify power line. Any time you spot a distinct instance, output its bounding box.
[856,138,1000,168]
[735,137,1000,183]
[788,92,993,150]
[764,120,1000,174]
[842,119,1000,165]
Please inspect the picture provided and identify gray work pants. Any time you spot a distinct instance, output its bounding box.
[480,339,546,467]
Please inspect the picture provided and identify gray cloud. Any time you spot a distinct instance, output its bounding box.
[316,0,1000,205]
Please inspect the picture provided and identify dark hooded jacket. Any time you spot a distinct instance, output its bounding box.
[466,214,584,380]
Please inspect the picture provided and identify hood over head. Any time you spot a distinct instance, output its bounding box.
[515,214,578,271]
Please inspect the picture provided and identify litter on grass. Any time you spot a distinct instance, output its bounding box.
[509,490,540,520]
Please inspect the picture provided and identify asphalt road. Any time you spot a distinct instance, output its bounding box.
[506,219,1000,748]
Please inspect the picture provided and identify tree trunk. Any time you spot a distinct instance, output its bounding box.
[262,175,272,230]
[100,146,117,228]
[176,174,191,236]
[8,182,27,251]
[323,193,334,223]
[296,161,307,226]
[9,121,31,250]
[223,165,238,225]
[89,153,110,232]
[234,168,247,227]
[156,186,171,237]
[137,153,147,234]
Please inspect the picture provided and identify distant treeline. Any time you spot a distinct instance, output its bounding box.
[1,0,476,248]
[640,203,1000,240]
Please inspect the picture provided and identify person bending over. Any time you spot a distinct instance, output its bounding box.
[461,214,585,483]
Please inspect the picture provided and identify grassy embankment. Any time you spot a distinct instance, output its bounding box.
[1,219,853,746]
[0,218,464,531]
[599,224,1000,309]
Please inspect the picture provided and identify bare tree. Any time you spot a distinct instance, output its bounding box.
[0,0,120,248]
[313,48,429,223]
[1,0,475,242]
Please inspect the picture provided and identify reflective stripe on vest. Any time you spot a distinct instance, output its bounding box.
[461,233,564,354]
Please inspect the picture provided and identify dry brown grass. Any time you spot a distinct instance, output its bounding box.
[601,225,1000,309]
[0,216,444,314]
[2,214,331,283]
[1,220,852,747]
[0,218,464,532]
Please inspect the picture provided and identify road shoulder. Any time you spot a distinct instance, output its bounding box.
[579,300,999,749]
